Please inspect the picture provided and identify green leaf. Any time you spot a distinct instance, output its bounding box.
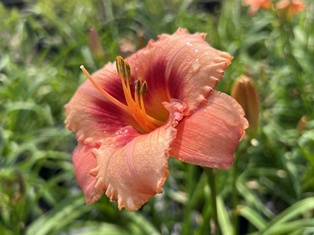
[26,196,87,235]
[123,211,160,235]
[265,219,314,235]
[261,197,314,234]
[217,196,233,235]
[66,221,131,235]
[239,206,267,230]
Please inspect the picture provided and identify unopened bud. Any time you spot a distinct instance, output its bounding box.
[231,75,259,137]
[297,115,308,132]
[88,27,105,61]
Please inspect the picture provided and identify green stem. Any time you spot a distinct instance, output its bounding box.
[232,139,249,235]
[207,168,221,235]
[232,156,240,235]
[182,165,198,235]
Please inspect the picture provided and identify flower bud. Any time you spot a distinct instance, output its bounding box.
[88,27,105,61]
[231,75,259,137]
[297,115,308,132]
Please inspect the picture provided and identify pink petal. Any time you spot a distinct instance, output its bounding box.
[74,100,184,211]
[136,28,233,116]
[72,143,102,202]
[170,91,248,169]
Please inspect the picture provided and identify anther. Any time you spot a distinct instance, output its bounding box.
[140,81,147,97]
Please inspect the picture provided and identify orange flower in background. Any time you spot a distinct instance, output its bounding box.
[65,28,248,211]
[243,0,271,15]
[276,0,306,18]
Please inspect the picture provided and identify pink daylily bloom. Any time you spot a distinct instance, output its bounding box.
[276,0,305,18]
[243,0,271,15]
[65,28,248,211]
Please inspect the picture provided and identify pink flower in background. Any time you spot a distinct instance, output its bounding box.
[276,0,305,18]
[65,28,248,211]
[243,0,271,14]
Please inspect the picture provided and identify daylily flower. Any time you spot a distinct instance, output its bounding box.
[276,0,305,18]
[243,0,271,15]
[65,28,248,211]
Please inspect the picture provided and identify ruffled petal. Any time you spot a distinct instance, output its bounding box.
[136,28,233,116]
[64,59,142,147]
[90,100,185,211]
[72,143,102,202]
[170,91,248,169]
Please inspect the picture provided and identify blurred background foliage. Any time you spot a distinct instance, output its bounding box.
[0,0,314,234]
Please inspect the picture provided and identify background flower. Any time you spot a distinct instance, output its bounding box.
[276,0,306,18]
[243,0,271,14]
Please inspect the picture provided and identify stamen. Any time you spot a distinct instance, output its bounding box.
[114,57,163,132]
[134,79,141,105]
[138,81,164,127]
[140,81,147,97]
[80,65,129,112]
[116,56,131,84]
[80,57,166,133]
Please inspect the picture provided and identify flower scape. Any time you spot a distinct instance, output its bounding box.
[64,28,248,211]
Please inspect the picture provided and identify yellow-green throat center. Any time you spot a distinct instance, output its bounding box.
[80,56,165,132]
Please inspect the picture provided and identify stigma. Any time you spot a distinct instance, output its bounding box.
[80,56,164,133]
